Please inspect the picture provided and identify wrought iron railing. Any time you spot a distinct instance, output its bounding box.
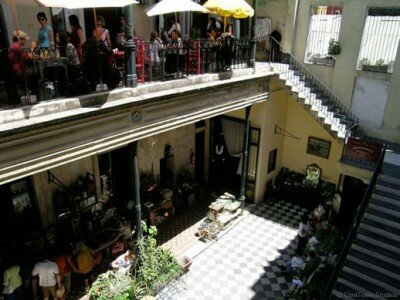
[323,141,388,298]
[0,37,252,109]
[269,36,359,137]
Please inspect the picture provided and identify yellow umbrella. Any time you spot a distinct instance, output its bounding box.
[203,0,254,32]
[203,0,254,18]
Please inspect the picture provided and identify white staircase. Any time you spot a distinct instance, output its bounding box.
[270,62,357,141]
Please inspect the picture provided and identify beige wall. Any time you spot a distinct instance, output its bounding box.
[14,5,53,44]
[32,156,94,228]
[138,124,195,183]
[288,0,400,143]
[282,97,342,185]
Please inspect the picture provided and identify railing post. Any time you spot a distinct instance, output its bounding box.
[124,5,137,88]
[248,0,258,69]
[129,141,143,240]
[239,106,252,215]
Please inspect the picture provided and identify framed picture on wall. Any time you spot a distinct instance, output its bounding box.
[307,137,331,159]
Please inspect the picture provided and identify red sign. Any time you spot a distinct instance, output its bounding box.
[343,137,382,164]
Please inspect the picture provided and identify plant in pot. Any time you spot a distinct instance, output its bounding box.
[361,58,389,73]
[327,39,341,58]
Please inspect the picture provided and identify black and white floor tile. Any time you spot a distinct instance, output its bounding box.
[166,200,309,300]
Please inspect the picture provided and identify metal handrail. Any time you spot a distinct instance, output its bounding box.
[269,36,359,135]
[322,141,388,298]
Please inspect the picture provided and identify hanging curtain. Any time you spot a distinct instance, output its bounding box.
[220,118,245,174]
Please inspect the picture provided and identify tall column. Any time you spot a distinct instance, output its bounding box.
[239,106,252,215]
[129,141,142,239]
[248,0,258,69]
[124,5,138,88]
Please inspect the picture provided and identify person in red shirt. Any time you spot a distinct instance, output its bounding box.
[8,30,30,76]
[8,30,37,95]
[53,247,75,299]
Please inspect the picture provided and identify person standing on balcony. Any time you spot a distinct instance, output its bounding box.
[93,16,111,50]
[68,14,84,64]
[36,12,54,49]
[168,18,181,36]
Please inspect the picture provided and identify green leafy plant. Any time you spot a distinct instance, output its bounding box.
[133,221,183,296]
[327,39,341,58]
[89,271,133,300]
[375,59,387,66]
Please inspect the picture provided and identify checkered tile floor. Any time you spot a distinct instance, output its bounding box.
[161,199,309,300]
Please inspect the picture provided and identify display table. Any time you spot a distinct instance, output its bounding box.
[198,193,242,241]
[149,198,174,226]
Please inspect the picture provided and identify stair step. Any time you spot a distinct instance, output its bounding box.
[335,278,377,299]
[370,193,400,212]
[364,211,400,230]
[349,246,400,273]
[375,184,400,198]
[378,174,400,187]
[357,230,400,253]
[359,222,400,241]
[366,205,400,223]
[341,266,400,295]
[347,255,400,282]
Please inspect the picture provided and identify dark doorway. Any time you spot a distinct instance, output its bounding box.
[195,130,205,183]
[338,175,367,226]
[110,145,134,216]
[209,117,242,195]
[0,178,41,243]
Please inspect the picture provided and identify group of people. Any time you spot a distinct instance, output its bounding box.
[6,12,126,98]
[278,212,325,284]
[1,242,99,300]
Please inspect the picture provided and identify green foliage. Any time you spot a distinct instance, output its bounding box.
[315,221,343,255]
[89,221,183,299]
[89,271,133,300]
[375,59,387,66]
[327,39,341,57]
[134,221,183,296]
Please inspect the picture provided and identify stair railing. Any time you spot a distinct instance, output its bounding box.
[322,141,388,298]
[269,36,358,137]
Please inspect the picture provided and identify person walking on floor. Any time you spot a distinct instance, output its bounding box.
[31,252,61,300]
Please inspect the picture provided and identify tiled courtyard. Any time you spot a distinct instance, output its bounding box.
[157,199,309,300]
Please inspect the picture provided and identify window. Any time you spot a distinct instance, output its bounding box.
[305,6,342,64]
[357,8,400,73]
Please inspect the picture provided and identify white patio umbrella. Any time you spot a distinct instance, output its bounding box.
[146,0,209,33]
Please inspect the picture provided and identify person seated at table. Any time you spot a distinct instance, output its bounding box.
[165,30,183,75]
[8,30,38,95]
[56,31,80,65]
[92,16,111,50]
[116,14,127,50]
[36,12,54,49]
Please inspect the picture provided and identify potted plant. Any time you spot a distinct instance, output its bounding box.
[327,39,341,58]
[310,39,340,66]
[361,58,389,73]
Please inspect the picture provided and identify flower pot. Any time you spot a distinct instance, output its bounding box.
[362,64,388,73]
[312,57,335,66]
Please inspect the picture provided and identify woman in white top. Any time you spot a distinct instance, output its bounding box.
[93,16,111,49]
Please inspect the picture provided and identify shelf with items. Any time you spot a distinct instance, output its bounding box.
[198,192,242,241]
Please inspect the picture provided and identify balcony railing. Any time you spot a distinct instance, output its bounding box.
[0,37,253,109]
